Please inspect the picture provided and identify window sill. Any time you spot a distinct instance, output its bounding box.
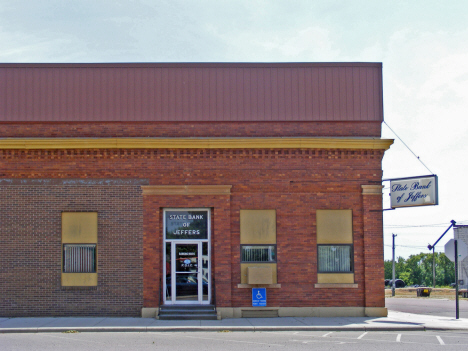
[237,284,281,289]
[60,286,98,291]
[61,272,98,286]
[315,283,358,288]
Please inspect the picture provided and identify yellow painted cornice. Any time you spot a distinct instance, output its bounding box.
[0,137,393,150]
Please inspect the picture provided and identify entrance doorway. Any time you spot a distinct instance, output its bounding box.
[163,209,210,305]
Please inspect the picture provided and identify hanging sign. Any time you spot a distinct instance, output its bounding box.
[390,175,438,209]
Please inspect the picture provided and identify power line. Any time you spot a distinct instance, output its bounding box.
[397,245,430,249]
[384,244,430,249]
[383,121,433,174]
[384,224,445,229]
[384,220,468,229]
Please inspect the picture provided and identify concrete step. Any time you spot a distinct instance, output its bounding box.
[159,313,218,320]
[159,304,217,320]
[160,304,215,310]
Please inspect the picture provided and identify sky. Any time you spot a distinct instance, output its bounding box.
[1,0,467,260]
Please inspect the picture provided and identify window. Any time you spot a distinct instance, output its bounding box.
[61,212,98,286]
[317,244,353,273]
[316,210,354,284]
[240,210,277,284]
[241,245,276,263]
[63,244,97,273]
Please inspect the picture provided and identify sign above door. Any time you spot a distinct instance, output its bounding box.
[165,210,209,240]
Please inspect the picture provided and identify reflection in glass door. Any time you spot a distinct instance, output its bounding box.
[175,243,199,302]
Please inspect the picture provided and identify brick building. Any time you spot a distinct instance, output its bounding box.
[0,63,392,318]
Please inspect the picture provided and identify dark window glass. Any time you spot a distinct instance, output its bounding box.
[63,244,96,273]
[241,245,276,263]
[318,245,353,273]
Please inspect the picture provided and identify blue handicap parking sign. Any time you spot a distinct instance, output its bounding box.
[252,288,267,307]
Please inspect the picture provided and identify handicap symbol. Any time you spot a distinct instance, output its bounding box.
[256,291,263,299]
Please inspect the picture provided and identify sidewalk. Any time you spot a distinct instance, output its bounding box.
[1,311,468,333]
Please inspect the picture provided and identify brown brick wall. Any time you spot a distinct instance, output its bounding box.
[0,121,381,138]
[0,147,386,315]
[0,181,145,317]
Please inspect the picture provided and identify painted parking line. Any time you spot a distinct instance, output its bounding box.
[322,332,333,337]
[436,336,445,345]
[291,339,356,345]
[396,334,402,342]
[357,332,368,340]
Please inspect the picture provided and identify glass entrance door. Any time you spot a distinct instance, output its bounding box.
[174,243,200,303]
[163,208,211,305]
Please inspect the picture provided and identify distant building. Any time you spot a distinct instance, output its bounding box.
[0,63,392,318]
[454,226,468,290]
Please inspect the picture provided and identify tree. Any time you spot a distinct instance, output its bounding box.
[384,256,406,280]
[436,253,455,285]
[384,252,455,287]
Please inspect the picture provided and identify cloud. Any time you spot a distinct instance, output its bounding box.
[205,25,341,62]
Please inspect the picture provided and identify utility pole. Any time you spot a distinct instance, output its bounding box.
[392,233,397,297]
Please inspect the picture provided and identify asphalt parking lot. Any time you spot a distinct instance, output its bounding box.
[386,297,468,318]
[2,330,468,350]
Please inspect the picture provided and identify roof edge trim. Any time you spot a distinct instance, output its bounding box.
[0,138,394,150]
[0,62,382,68]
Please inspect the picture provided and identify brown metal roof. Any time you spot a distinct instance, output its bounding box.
[0,63,383,122]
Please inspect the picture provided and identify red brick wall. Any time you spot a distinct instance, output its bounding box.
[0,121,381,138]
[0,180,145,317]
[362,191,385,307]
[143,196,232,308]
[0,147,386,315]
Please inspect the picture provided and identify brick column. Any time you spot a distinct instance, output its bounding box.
[361,185,387,316]
[212,198,232,307]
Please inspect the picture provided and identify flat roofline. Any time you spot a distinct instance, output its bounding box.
[0,62,382,68]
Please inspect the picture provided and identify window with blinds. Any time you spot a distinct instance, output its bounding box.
[63,244,97,273]
[241,245,276,263]
[317,245,353,273]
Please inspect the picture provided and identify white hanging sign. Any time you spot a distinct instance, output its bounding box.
[390,175,438,209]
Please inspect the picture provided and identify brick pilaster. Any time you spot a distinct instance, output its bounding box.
[361,185,385,307]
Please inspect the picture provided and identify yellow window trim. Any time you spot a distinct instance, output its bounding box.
[61,273,98,286]
[317,273,354,284]
[316,210,353,244]
[241,263,277,284]
[240,210,276,245]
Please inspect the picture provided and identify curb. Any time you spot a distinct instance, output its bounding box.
[0,325,432,333]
